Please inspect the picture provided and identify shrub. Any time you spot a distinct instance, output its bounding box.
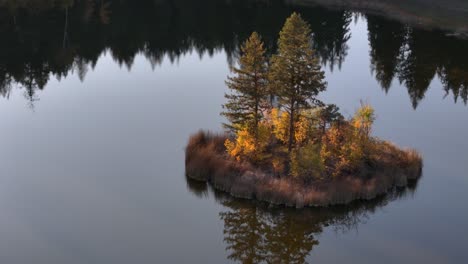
[353,103,376,137]
[270,108,319,146]
[291,142,324,181]
[225,121,271,162]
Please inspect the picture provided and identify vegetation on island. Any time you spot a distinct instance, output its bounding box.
[186,13,422,207]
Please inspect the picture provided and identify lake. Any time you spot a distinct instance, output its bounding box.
[0,0,467,263]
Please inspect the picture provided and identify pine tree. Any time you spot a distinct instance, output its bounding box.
[222,32,269,143]
[315,104,343,136]
[269,13,327,152]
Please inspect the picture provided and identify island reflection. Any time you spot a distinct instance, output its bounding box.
[0,0,467,108]
[186,176,420,263]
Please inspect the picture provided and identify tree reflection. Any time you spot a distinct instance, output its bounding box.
[186,176,420,263]
[396,28,439,109]
[438,38,468,105]
[367,15,468,108]
[367,15,406,92]
[309,9,352,72]
[0,0,354,102]
[0,0,467,108]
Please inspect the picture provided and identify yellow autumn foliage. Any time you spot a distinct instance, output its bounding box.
[225,104,378,179]
[271,108,289,144]
[320,123,365,176]
[270,108,313,145]
[225,121,271,162]
[353,103,376,137]
[295,114,311,144]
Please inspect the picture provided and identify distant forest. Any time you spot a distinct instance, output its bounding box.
[0,0,467,108]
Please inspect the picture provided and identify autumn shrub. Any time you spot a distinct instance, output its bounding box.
[320,123,363,177]
[319,104,380,178]
[353,102,376,137]
[270,108,290,144]
[290,142,324,181]
[224,121,272,163]
[270,108,319,146]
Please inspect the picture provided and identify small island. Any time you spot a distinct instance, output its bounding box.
[185,13,422,208]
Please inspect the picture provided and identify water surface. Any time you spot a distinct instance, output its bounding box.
[0,1,467,263]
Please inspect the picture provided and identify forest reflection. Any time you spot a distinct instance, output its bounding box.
[186,177,420,263]
[0,0,467,108]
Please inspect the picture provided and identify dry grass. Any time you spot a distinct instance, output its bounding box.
[185,131,423,208]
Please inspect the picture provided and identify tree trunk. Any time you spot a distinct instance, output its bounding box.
[322,120,326,136]
[253,74,259,155]
[254,102,258,138]
[288,104,295,153]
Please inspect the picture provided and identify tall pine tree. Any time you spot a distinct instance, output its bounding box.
[269,13,326,152]
[222,32,269,143]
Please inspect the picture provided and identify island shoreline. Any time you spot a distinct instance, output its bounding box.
[185,131,422,208]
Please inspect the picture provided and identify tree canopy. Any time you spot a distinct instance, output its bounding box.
[222,32,269,135]
[269,12,327,152]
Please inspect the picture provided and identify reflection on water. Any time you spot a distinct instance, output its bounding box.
[0,0,467,108]
[187,177,420,263]
[299,0,468,37]
[367,14,468,108]
[0,1,467,263]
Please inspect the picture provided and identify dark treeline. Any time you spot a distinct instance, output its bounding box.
[186,176,420,263]
[300,0,468,38]
[0,0,352,101]
[0,0,467,107]
[367,14,468,108]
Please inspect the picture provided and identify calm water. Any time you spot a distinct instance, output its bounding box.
[0,1,467,263]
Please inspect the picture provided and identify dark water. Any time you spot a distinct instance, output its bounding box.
[0,1,467,263]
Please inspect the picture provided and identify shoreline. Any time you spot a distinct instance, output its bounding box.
[185,131,423,208]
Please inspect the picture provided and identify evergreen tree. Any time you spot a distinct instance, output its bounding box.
[315,104,343,136]
[269,13,326,152]
[222,32,269,142]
